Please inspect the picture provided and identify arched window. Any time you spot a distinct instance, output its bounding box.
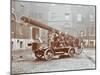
[11,13,16,21]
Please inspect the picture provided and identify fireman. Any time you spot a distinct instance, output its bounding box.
[58,32,66,47]
[50,32,60,48]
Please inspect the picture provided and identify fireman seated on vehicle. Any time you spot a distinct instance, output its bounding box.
[52,33,60,48]
[51,32,67,48]
[58,32,66,47]
[50,32,82,48]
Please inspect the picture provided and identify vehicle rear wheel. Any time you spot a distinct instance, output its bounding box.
[35,51,44,60]
[75,47,83,55]
[44,49,54,61]
[68,48,75,57]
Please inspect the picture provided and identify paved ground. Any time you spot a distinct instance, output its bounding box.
[11,48,96,74]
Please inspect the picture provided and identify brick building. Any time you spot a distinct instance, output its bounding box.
[11,0,96,50]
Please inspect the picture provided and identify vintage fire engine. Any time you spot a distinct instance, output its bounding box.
[21,16,83,61]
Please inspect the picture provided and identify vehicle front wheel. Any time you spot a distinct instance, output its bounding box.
[35,50,44,60]
[44,49,54,61]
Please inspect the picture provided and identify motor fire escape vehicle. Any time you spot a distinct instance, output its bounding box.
[21,16,83,61]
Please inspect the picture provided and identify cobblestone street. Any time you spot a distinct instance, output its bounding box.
[12,48,96,74]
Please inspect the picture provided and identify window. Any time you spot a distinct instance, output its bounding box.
[11,13,16,21]
[17,40,19,43]
[65,15,69,21]
[65,13,70,21]
[80,31,85,37]
[20,3,24,7]
[20,41,23,48]
[38,13,42,19]
[90,15,94,22]
[34,13,43,19]
[90,26,95,36]
[77,14,82,22]
[89,41,94,47]
[11,13,16,38]
[51,13,56,20]
[12,41,13,49]
[32,28,39,40]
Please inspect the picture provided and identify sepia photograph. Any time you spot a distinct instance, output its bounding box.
[11,0,96,74]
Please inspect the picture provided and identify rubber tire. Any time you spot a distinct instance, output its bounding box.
[44,49,54,61]
[35,51,44,60]
[75,47,83,55]
[68,48,75,57]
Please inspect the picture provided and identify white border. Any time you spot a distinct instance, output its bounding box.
[0,0,100,75]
